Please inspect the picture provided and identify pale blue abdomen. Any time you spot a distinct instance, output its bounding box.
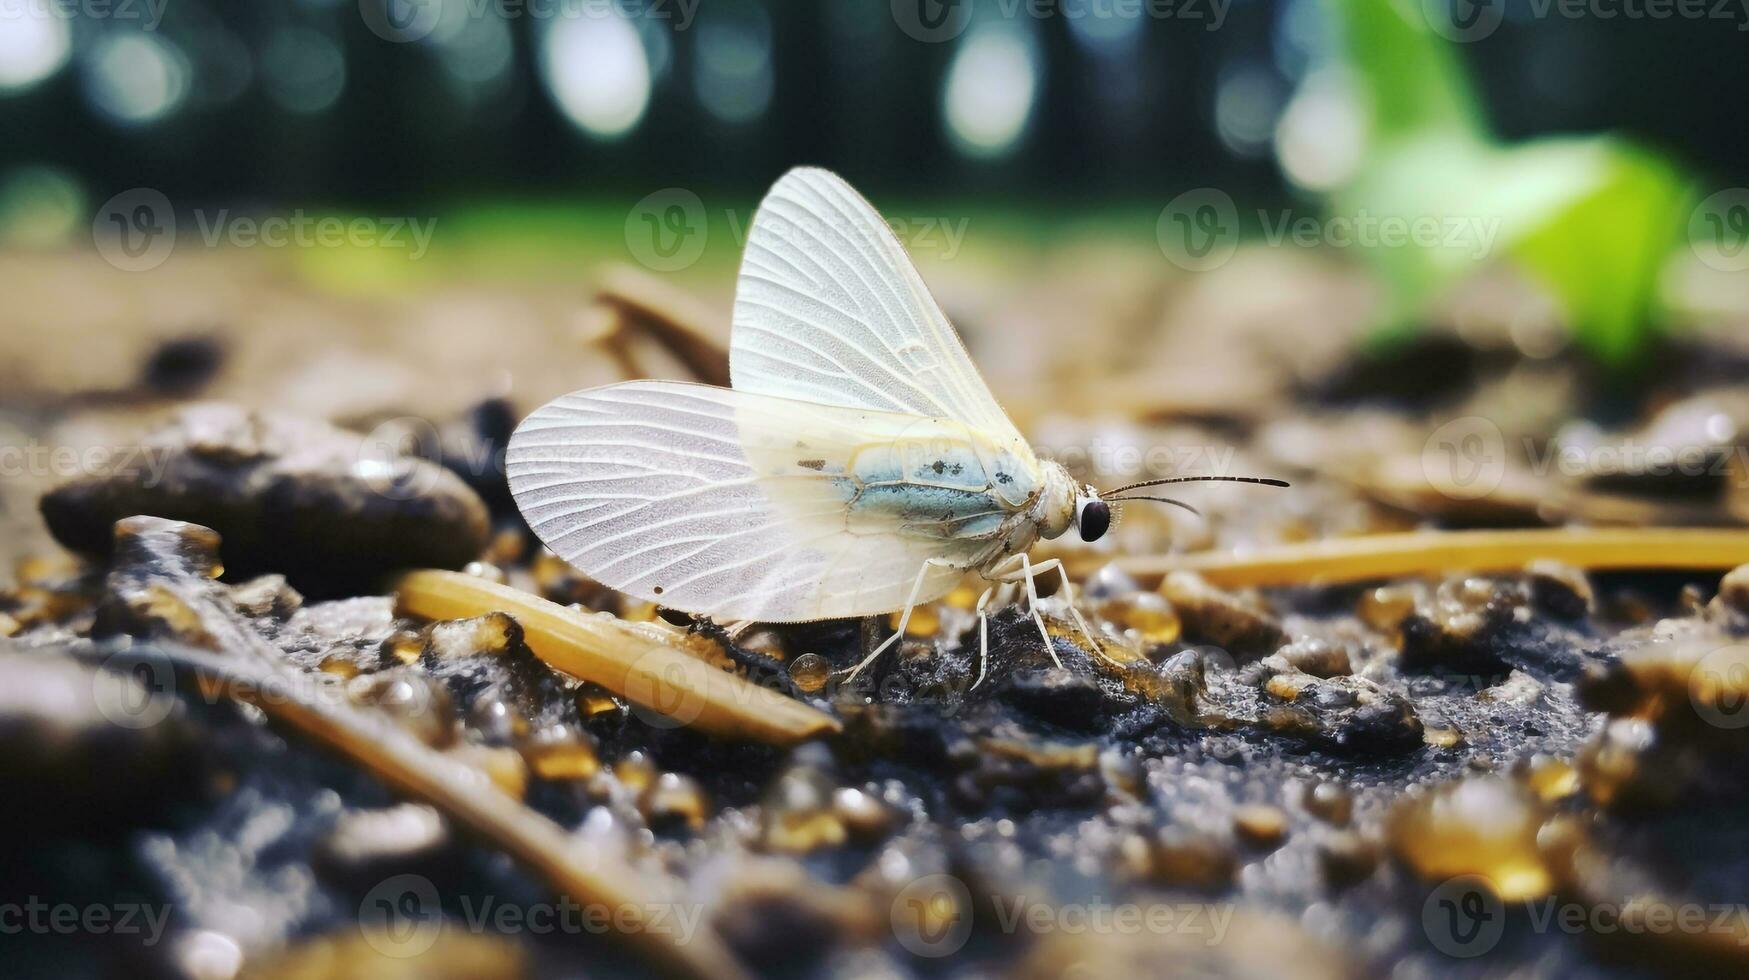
[830,422,1035,541]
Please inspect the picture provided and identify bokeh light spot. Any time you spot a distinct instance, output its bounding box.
[540,11,651,140]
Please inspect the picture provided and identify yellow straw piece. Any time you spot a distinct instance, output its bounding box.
[394,570,841,746]
[1089,528,1749,589]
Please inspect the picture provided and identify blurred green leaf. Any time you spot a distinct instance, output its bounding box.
[1331,0,1482,141]
[1507,144,1690,365]
[1330,0,1694,366]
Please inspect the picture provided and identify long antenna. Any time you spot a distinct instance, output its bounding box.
[1107,495,1203,518]
[1099,475,1290,497]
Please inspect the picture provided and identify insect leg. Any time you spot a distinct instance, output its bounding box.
[1027,558,1125,671]
[1016,553,1065,670]
[841,559,950,686]
[971,583,996,690]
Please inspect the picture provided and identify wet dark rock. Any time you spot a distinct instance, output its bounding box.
[0,653,202,832]
[1309,333,1489,409]
[93,517,242,650]
[1572,615,1749,810]
[313,803,452,883]
[1161,572,1286,658]
[139,335,225,396]
[229,574,303,621]
[1527,559,1596,619]
[1303,781,1354,826]
[424,612,522,660]
[1248,669,1424,755]
[444,397,519,519]
[1397,580,1518,676]
[40,403,490,594]
[642,771,710,834]
[950,734,1105,812]
[413,613,574,745]
[1562,818,1749,972]
[1139,827,1238,890]
[519,724,602,782]
[1000,667,1109,730]
[1317,831,1379,890]
[830,786,894,841]
[710,857,866,970]
[1273,637,1354,678]
[762,750,849,853]
[345,668,456,747]
[272,595,398,672]
[1232,804,1289,850]
[1712,562,1749,622]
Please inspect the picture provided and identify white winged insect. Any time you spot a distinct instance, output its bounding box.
[508,168,1285,687]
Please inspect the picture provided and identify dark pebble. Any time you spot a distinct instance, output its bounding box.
[40,403,490,594]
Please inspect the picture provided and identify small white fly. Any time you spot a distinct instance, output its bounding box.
[508,168,1284,686]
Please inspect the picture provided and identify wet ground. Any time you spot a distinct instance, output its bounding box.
[4,245,1749,978]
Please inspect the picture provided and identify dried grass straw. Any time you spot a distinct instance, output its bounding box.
[1089,528,1749,588]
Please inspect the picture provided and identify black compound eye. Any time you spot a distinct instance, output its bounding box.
[1079,500,1111,542]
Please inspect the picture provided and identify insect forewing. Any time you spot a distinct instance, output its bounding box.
[507,380,985,622]
[731,167,1038,503]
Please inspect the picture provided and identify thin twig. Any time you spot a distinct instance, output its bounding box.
[393,570,840,746]
[594,265,731,386]
[1078,528,1749,588]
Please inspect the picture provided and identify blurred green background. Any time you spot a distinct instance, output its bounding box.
[1,0,1745,365]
